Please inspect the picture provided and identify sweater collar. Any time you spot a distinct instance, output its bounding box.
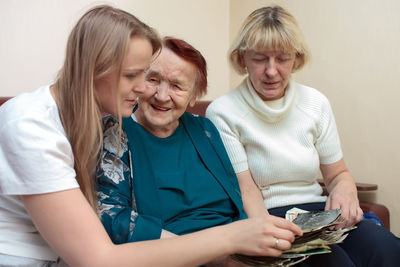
[239,76,296,123]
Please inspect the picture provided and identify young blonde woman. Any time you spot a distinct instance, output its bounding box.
[0,5,299,267]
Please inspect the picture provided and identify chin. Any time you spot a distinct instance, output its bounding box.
[120,110,132,118]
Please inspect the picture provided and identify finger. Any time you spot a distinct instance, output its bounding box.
[328,195,342,211]
[272,238,292,251]
[356,207,363,223]
[272,217,303,236]
[261,219,298,242]
[346,204,359,227]
[325,196,332,211]
[270,228,297,243]
[346,206,363,227]
[339,202,350,221]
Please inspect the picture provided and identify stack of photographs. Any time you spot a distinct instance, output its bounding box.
[231,209,356,267]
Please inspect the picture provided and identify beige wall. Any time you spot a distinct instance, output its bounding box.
[1,0,399,236]
[0,0,230,100]
[230,0,400,236]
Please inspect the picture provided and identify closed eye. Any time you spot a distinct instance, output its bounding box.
[252,57,265,62]
[148,77,159,83]
[124,74,136,79]
[277,57,292,62]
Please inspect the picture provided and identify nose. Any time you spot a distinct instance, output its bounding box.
[265,59,278,77]
[154,82,170,102]
[133,77,146,95]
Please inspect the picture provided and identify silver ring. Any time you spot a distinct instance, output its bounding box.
[274,238,279,249]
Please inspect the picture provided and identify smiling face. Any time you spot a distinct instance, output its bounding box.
[135,47,197,137]
[242,49,296,101]
[95,37,154,117]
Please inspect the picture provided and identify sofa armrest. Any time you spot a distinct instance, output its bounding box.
[317,178,378,191]
[0,97,12,106]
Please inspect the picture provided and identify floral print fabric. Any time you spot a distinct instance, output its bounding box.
[96,115,138,243]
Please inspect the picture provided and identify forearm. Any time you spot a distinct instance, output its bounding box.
[22,189,232,267]
[242,185,268,217]
[321,159,362,227]
[111,225,234,267]
[324,170,357,197]
[237,170,268,218]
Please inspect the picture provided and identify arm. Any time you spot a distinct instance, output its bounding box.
[321,159,363,228]
[205,108,303,246]
[236,170,268,218]
[97,150,163,242]
[21,189,302,267]
[313,93,362,228]
[98,116,164,242]
[235,170,303,248]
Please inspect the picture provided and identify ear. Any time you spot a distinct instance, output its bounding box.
[189,96,197,108]
[239,53,245,68]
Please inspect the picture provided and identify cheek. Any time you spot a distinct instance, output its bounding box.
[175,96,192,114]
[281,67,293,80]
[97,88,116,113]
[119,80,132,96]
[248,65,264,78]
[138,91,155,107]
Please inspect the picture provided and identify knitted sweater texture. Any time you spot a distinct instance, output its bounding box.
[206,78,343,209]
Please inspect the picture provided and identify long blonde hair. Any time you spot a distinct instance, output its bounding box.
[53,5,160,209]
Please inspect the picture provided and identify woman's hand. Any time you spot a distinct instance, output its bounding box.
[321,159,363,229]
[227,215,303,257]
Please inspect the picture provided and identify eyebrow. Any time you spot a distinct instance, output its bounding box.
[146,70,187,86]
[169,77,185,86]
[122,68,145,75]
[145,70,160,77]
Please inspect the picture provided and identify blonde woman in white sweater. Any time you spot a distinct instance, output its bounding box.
[206,5,400,267]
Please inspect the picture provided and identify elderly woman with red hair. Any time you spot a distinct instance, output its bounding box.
[96,37,302,265]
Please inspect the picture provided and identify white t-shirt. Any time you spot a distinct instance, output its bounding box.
[206,78,343,209]
[0,85,79,261]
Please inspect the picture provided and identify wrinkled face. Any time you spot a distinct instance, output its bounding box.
[95,37,154,117]
[242,49,296,101]
[135,47,197,137]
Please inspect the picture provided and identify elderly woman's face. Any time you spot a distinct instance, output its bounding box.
[242,49,296,101]
[135,48,197,137]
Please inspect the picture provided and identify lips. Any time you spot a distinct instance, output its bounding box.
[126,99,138,106]
[151,104,170,111]
[262,81,281,89]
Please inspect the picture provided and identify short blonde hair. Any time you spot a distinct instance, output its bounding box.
[230,5,310,75]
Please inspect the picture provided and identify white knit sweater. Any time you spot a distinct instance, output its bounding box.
[206,78,343,209]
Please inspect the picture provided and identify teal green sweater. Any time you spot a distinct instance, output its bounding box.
[97,112,246,243]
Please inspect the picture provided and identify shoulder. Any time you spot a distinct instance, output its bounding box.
[183,112,215,130]
[206,85,248,119]
[102,115,128,159]
[182,112,222,139]
[295,83,330,106]
[0,86,78,194]
[0,85,67,145]
[1,85,53,114]
[0,85,57,129]
[294,82,332,117]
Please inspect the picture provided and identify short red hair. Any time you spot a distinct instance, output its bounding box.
[162,37,207,99]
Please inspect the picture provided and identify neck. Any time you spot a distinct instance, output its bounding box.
[135,111,179,138]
